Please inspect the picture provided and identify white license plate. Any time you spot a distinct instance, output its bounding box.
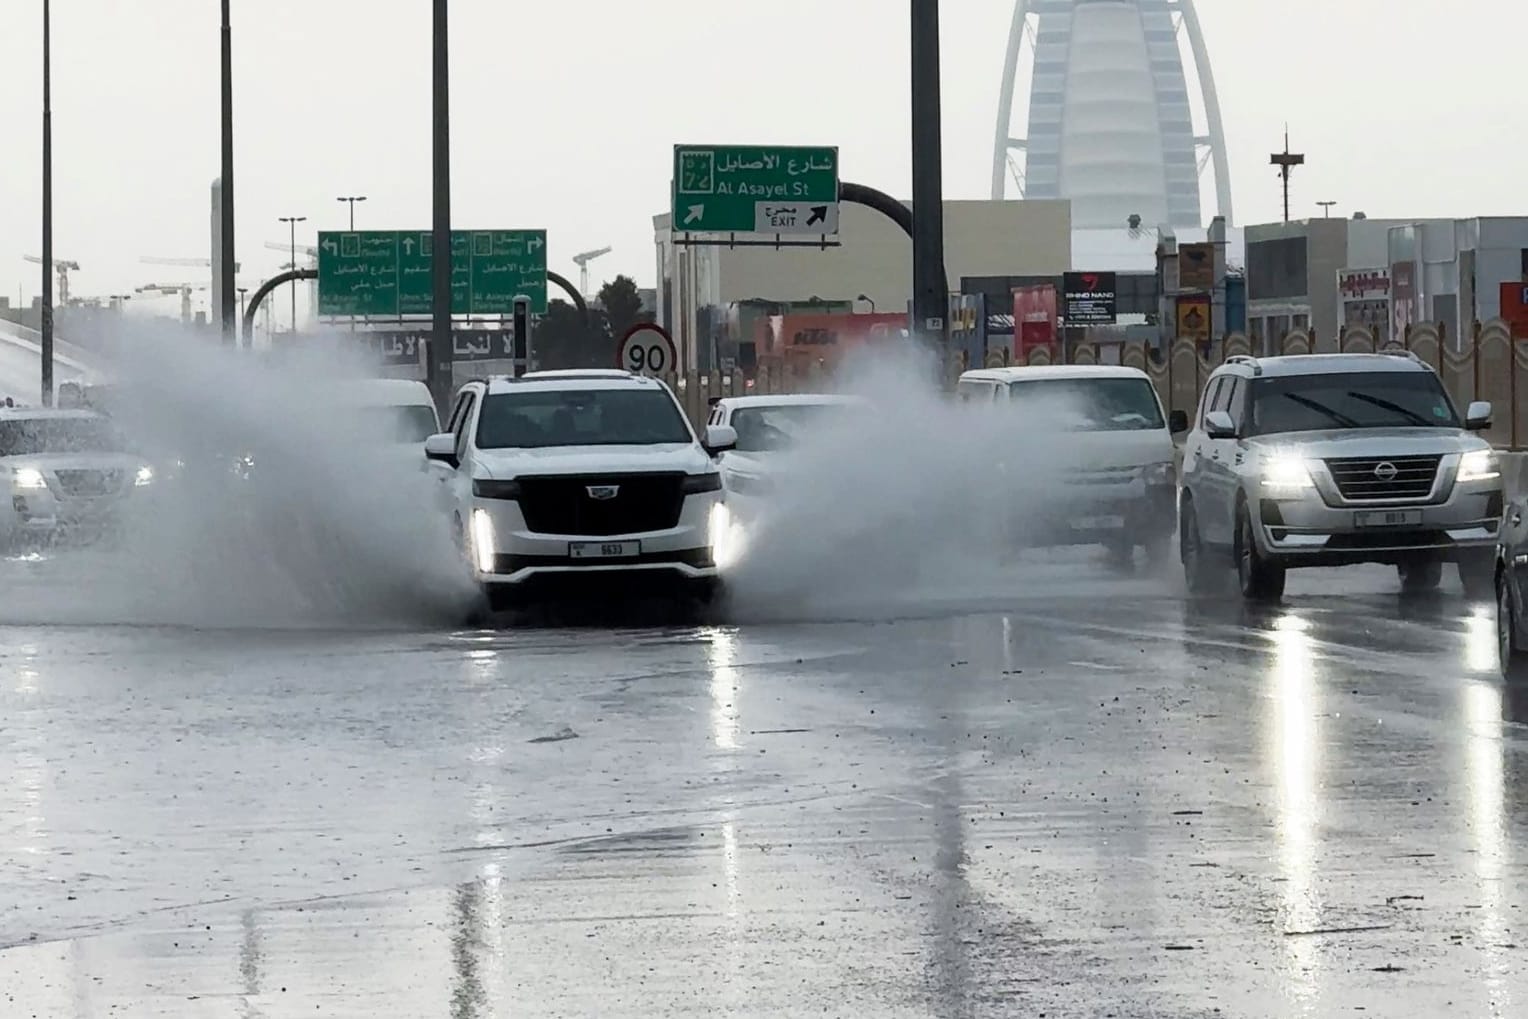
[1074,515,1125,530]
[568,541,640,559]
[1354,509,1422,529]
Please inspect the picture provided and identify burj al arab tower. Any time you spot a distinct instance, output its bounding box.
[991,0,1232,230]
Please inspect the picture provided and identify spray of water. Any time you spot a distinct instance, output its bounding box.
[721,350,1175,621]
[0,323,475,629]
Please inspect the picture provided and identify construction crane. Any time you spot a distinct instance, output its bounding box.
[140,255,243,271]
[135,281,208,325]
[24,254,80,304]
[571,246,613,297]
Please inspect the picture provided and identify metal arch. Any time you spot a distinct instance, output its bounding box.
[545,270,589,327]
[1176,0,1233,225]
[990,0,1033,200]
[241,268,315,345]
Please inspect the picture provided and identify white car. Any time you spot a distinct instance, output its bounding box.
[707,394,867,515]
[336,378,441,445]
[957,365,1187,563]
[426,370,738,610]
[0,408,157,548]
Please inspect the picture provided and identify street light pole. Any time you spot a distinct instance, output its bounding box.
[337,195,367,230]
[278,215,306,332]
[219,0,236,346]
[41,0,54,406]
[428,0,453,417]
[910,0,949,359]
[1317,200,1337,218]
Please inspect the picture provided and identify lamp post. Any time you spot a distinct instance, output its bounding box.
[1317,200,1337,218]
[219,0,236,345]
[910,0,948,353]
[428,0,453,417]
[336,195,367,230]
[41,0,54,406]
[277,215,306,332]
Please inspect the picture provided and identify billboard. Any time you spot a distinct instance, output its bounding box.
[760,312,909,363]
[1176,295,1211,341]
[1178,243,1214,291]
[1062,271,1117,325]
[1013,284,1058,358]
[1338,267,1391,336]
[1391,261,1418,344]
[1500,281,1528,338]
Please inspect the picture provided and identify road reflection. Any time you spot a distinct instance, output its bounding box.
[1462,680,1512,1018]
[1267,610,1323,1015]
[704,628,745,1012]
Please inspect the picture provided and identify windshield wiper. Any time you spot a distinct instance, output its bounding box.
[1345,391,1438,427]
[1279,392,1362,429]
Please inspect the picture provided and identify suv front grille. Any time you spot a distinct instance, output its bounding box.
[1323,455,1441,502]
[515,473,685,536]
[53,469,124,497]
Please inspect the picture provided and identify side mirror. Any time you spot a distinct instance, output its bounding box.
[1169,409,1190,435]
[704,424,738,456]
[1204,410,1237,440]
[1466,400,1493,431]
[424,432,458,467]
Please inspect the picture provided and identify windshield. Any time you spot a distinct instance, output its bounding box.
[0,417,127,456]
[1247,372,1458,435]
[356,405,439,444]
[730,403,855,452]
[475,388,692,449]
[1008,378,1165,431]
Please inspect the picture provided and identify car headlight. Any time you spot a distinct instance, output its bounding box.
[1141,462,1175,485]
[1262,453,1315,493]
[1459,449,1501,483]
[470,508,497,575]
[12,467,47,490]
[135,466,154,487]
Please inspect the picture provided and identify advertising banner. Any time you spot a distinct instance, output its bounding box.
[1012,284,1058,359]
[1062,271,1117,325]
[1178,243,1214,291]
[1176,295,1211,341]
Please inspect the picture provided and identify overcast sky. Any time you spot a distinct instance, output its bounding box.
[0,0,1521,318]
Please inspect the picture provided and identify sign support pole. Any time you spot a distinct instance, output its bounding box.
[428,0,454,417]
[910,0,949,351]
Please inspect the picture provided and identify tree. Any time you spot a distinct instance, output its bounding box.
[598,275,648,339]
[533,299,610,369]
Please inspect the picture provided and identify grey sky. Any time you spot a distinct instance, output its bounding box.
[1,0,1521,314]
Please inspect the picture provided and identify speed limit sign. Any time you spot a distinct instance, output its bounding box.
[617,323,678,374]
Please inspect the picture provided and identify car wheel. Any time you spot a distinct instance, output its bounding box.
[1180,502,1219,594]
[1459,552,1495,602]
[1144,531,1173,573]
[1496,570,1528,678]
[1398,557,1443,593]
[1236,503,1285,602]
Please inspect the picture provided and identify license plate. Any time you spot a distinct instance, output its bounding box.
[1354,509,1422,529]
[1074,515,1125,530]
[568,540,640,559]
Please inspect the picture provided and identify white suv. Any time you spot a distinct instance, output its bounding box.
[426,370,738,610]
[1179,353,1503,601]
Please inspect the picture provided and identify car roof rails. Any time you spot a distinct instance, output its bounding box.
[1223,354,1262,376]
[1377,344,1428,366]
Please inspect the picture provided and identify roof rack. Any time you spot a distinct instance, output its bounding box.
[1377,345,1428,366]
[1224,354,1262,376]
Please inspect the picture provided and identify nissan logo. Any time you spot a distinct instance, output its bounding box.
[1373,462,1398,481]
[586,485,620,501]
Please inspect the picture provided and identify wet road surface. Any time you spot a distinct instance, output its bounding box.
[2,562,1527,1017]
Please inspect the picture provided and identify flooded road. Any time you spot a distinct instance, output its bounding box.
[2,563,1526,1017]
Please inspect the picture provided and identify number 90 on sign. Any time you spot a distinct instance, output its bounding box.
[618,326,676,375]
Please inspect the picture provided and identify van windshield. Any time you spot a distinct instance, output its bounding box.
[356,405,439,444]
[1008,378,1165,431]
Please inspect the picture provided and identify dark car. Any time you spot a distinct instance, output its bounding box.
[1497,496,1528,676]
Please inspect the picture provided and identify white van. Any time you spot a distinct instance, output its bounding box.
[337,379,440,445]
[958,365,1188,563]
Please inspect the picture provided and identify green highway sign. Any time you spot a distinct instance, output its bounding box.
[316,229,547,317]
[672,145,839,235]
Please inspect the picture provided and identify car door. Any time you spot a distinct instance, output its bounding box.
[1200,376,1244,545]
[1182,376,1224,535]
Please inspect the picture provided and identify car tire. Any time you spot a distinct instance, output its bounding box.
[1398,557,1443,593]
[1498,570,1528,678]
[1180,502,1220,594]
[1459,552,1495,602]
[1144,532,1173,573]
[1235,503,1285,602]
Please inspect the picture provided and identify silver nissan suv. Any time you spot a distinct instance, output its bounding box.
[1179,352,1503,601]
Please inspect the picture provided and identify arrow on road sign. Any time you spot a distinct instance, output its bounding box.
[402,237,415,255]
[684,204,704,226]
[528,236,544,253]
[321,239,339,255]
[807,206,828,227]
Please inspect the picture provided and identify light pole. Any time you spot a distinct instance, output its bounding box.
[219,0,236,345]
[236,286,248,323]
[1317,200,1337,218]
[278,215,306,332]
[41,0,54,406]
[857,293,877,313]
[428,0,453,417]
[336,195,367,230]
[910,0,948,354]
